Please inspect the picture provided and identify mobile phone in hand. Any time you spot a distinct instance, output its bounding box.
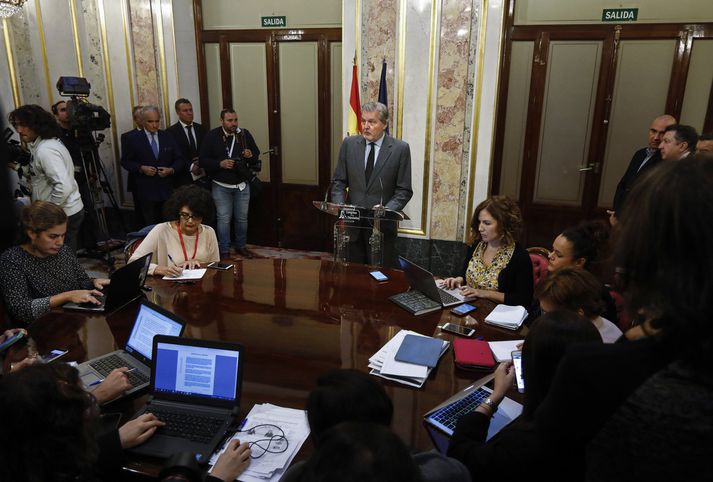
[39,349,69,364]
[0,331,25,353]
[512,350,525,393]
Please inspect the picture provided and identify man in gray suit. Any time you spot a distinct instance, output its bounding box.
[331,101,413,267]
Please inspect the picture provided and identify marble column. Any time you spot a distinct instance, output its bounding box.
[128,0,162,109]
[361,0,397,120]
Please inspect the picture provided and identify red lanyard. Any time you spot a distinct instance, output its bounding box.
[176,223,199,261]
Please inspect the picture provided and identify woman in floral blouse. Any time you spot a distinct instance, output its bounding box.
[443,195,533,307]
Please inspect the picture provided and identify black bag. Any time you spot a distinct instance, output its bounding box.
[249,175,263,199]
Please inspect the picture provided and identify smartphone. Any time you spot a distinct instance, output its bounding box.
[512,350,525,393]
[450,303,477,316]
[369,270,389,282]
[440,322,476,337]
[207,262,234,270]
[0,331,25,353]
[39,349,69,364]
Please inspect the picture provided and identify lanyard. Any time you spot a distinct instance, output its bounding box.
[176,223,199,261]
[225,135,235,158]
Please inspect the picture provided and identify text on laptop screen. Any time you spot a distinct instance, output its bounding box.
[125,305,184,360]
[154,342,239,401]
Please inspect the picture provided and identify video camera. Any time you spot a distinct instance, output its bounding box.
[56,76,111,132]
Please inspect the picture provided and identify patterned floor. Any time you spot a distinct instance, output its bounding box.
[80,244,333,277]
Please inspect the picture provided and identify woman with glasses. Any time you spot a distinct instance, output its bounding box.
[129,185,220,277]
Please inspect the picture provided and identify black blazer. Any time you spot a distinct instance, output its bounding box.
[167,121,206,187]
[120,129,184,201]
[200,127,260,185]
[612,148,661,215]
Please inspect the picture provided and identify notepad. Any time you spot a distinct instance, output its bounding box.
[162,268,207,281]
[488,339,524,362]
[394,334,444,368]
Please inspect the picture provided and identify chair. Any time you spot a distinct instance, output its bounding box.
[123,224,156,263]
[527,247,550,286]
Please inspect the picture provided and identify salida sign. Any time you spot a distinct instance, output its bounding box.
[602,8,639,22]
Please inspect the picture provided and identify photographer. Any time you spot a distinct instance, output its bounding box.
[8,105,84,251]
[200,108,260,259]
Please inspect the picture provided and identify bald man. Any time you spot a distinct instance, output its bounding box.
[609,114,676,224]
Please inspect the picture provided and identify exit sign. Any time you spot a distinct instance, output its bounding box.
[602,8,639,22]
[261,16,286,27]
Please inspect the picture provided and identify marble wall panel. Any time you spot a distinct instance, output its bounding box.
[128,0,161,111]
[9,9,43,106]
[361,0,397,116]
[0,20,17,115]
[429,0,474,241]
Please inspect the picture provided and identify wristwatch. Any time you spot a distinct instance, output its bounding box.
[481,397,498,413]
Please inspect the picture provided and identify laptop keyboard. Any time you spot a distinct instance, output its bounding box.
[438,288,460,305]
[429,387,490,433]
[147,407,225,443]
[89,355,149,387]
[393,290,442,312]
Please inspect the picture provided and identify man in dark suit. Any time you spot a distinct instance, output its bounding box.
[609,114,675,225]
[200,108,260,259]
[166,98,206,188]
[331,101,413,268]
[120,105,184,228]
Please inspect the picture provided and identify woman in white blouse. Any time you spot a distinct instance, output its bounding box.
[129,185,220,277]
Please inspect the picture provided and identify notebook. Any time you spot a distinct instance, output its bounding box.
[127,335,244,463]
[77,300,186,398]
[424,374,522,443]
[453,338,496,370]
[390,257,475,314]
[63,253,152,312]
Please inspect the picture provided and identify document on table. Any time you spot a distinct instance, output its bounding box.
[209,403,310,482]
[488,339,524,362]
[368,329,449,388]
[162,268,207,280]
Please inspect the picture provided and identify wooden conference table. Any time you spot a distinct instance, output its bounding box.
[23,258,527,478]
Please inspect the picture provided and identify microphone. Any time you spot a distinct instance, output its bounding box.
[378,177,384,207]
[322,179,335,209]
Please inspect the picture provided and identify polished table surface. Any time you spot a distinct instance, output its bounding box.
[22,258,527,478]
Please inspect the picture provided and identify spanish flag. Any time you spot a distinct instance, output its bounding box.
[347,61,361,136]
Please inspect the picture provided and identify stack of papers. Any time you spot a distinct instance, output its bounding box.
[369,330,449,388]
[162,268,207,281]
[488,339,525,362]
[209,403,310,482]
[484,304,528,330]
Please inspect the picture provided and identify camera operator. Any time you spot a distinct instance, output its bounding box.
[200,108,260,259]
[8,105,84,251]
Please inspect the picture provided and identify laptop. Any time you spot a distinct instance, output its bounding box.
[424,375,523,453]
[390,257,475,314]
[128,335,244,462]
[78,300,186,397]
[63,253,152,312]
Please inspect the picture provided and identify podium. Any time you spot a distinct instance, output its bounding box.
[313,201,407,267]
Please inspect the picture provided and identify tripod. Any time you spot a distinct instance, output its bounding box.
[77,131,127,274]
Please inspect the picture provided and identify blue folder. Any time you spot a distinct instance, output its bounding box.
[394,334,444,368]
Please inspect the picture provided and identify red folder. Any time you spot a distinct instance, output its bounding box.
[453,339,496,369]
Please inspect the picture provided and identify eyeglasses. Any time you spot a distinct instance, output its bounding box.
[179,212,201,221]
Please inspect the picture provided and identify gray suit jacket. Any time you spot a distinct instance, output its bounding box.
[331,134,413,212]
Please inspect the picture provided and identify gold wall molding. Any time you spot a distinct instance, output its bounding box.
[35,0,53,104]
[2,18,21,107]
[69,0,84,76]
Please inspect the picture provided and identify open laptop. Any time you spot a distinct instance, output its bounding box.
[78,300,186,397]
[390,257,475,314]
[128,335,244,462]
[63,253,152,312]
[424,374,523,453]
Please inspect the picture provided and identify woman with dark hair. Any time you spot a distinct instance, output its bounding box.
[0,362,249,482]
[447,311,601,480]
[129,185,220,277]
[443,195,533,307]
[545,219,618,323]
[536,154,713,481]
[8,105,84,251]
[536,267,622,343]
[0,201,108,323]
[281,369,470,482]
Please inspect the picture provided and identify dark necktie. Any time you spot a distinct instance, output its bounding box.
[150,133,159,159]
[186,124,197,156]
[365,142,375,183]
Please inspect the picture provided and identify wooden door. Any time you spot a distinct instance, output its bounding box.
[199,28,342,250]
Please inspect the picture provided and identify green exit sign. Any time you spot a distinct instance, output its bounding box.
[602,8,638,22]
[261,16,286,27]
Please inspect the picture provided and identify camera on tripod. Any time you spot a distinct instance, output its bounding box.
[56,76,111,134]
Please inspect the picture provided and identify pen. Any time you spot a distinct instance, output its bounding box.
[238,417,248,431]
[167,254,183,277]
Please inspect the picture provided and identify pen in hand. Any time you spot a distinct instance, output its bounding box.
[88,367,137,387]
[167,254,183,278]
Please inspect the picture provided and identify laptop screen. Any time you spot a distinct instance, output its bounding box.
[125,304,185,360]
[153,341,240,402]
